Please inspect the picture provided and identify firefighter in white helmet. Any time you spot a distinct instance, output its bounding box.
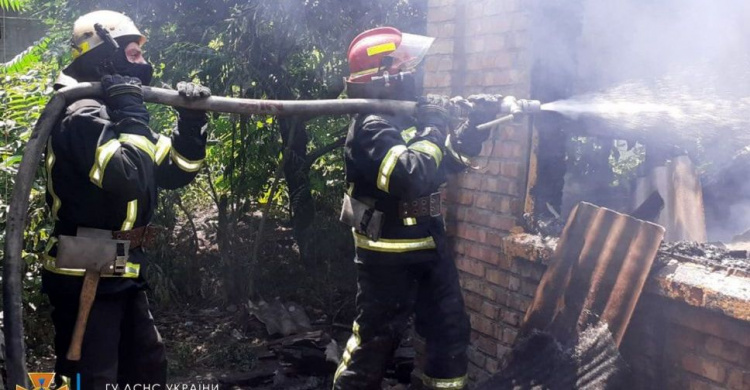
[44,10,210,389]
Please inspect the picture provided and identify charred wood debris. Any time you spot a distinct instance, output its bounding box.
[522,209,750,278]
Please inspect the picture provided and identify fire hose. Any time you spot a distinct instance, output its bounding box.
[2,82,540,387]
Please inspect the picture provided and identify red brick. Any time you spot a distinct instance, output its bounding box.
[498,125,523,142]
[477,335,498,357]
[484,70,513,87]
[458,257,486,277]
[503,328,518,345]
[470,312,495,336]
[453,238,468,255]
[497,344,512,359]
[427,6,455,23]
[508,294,532,313]
[486,37,506,53]
[688,378,725,390]
[486,269,510,287]
[464,292,483,312]
[485,357,499,374]
[521,280,538,297]
[514,258,545,280]
[447,189,474,205]
[481,177,515,195]
[465,207,490,226]
[491,51,513,68]
[466,362,481,381]
[486,231,506,248]
[480,141,495,157]
[495,289,511,307]
[491,141,523,159]
[487,215,517,231]
[423,72,452,88]
[667,325,701,352]
[462,276,496,301]
[457,223,487,244]
[681,354,726,384]
[670,307,749,348]
[466,243,502,265]
[498,253,513,271]
[508,276,521,292]
[485,160,502,176]
[481,301,501,320]
[467,346,486,368]
[502,310,522,327]
[727,369,745,390]
[429,22,456,39]
[704,336,745,364]
[501,162,523,178]
[474,193,514,214]
[458,173,482,190]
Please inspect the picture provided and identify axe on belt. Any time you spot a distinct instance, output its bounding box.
[55,227,132,360]
[2,82,540,386]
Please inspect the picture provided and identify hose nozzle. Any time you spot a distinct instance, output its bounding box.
[476,96,542,131]
[501,96,541,117]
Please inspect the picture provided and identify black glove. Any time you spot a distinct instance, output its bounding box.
[101,74,150,124]
[449,94,501,157]
[467,94,501,125]
[176,81,211,135]
[177,81,211,99]
[416,95,452,144]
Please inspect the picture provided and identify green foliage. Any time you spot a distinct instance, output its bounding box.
[0,64,57,349]
[0,37,50,74]
[7,0,425,312]
[0,65,56,265]
[0,0,25,11]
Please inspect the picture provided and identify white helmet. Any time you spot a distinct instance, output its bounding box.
[70,10,146,59]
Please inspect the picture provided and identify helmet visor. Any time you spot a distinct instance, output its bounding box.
[388,32,435,71]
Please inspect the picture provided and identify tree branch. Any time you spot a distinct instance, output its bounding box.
[303,136,346,171]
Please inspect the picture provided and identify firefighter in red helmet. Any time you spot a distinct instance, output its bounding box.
[334,27,498,389]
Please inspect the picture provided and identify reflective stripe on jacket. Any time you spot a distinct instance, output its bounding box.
[343,114,470,263]
[43,97,206,289]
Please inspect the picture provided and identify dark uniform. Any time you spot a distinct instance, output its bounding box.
[333,111,486,390]
[42,82,207,389]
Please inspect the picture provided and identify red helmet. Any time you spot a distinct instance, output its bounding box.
[347,27,435,84]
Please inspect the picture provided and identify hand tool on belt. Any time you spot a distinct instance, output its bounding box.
[340,192,442,240]
[4,82,541,387]
[54,225,160,361]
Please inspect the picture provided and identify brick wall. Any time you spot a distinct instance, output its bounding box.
[621,291,749,390]
[422,0,534,384]
[422,0,750,388]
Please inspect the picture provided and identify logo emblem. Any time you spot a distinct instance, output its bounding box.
[16,373,68,390]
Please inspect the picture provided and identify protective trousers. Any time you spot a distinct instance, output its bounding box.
[333,248,471,390]
[48,289,167,390]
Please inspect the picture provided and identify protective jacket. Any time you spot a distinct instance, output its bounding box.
[334,112,484,390]
[42,96,207,295]
[343,113,482,263]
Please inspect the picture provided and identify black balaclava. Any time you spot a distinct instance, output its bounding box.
[111,37,153,85]
[65,36,153,85]
[346,73,417,101]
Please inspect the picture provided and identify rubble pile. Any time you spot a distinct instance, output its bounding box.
[657,241,750,276]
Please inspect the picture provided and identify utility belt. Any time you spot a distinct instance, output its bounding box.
[340,192,441,241]
[45,225,164,278]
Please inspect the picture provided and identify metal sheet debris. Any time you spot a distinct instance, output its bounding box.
[633,155,706,242]
[522,202,666,345]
